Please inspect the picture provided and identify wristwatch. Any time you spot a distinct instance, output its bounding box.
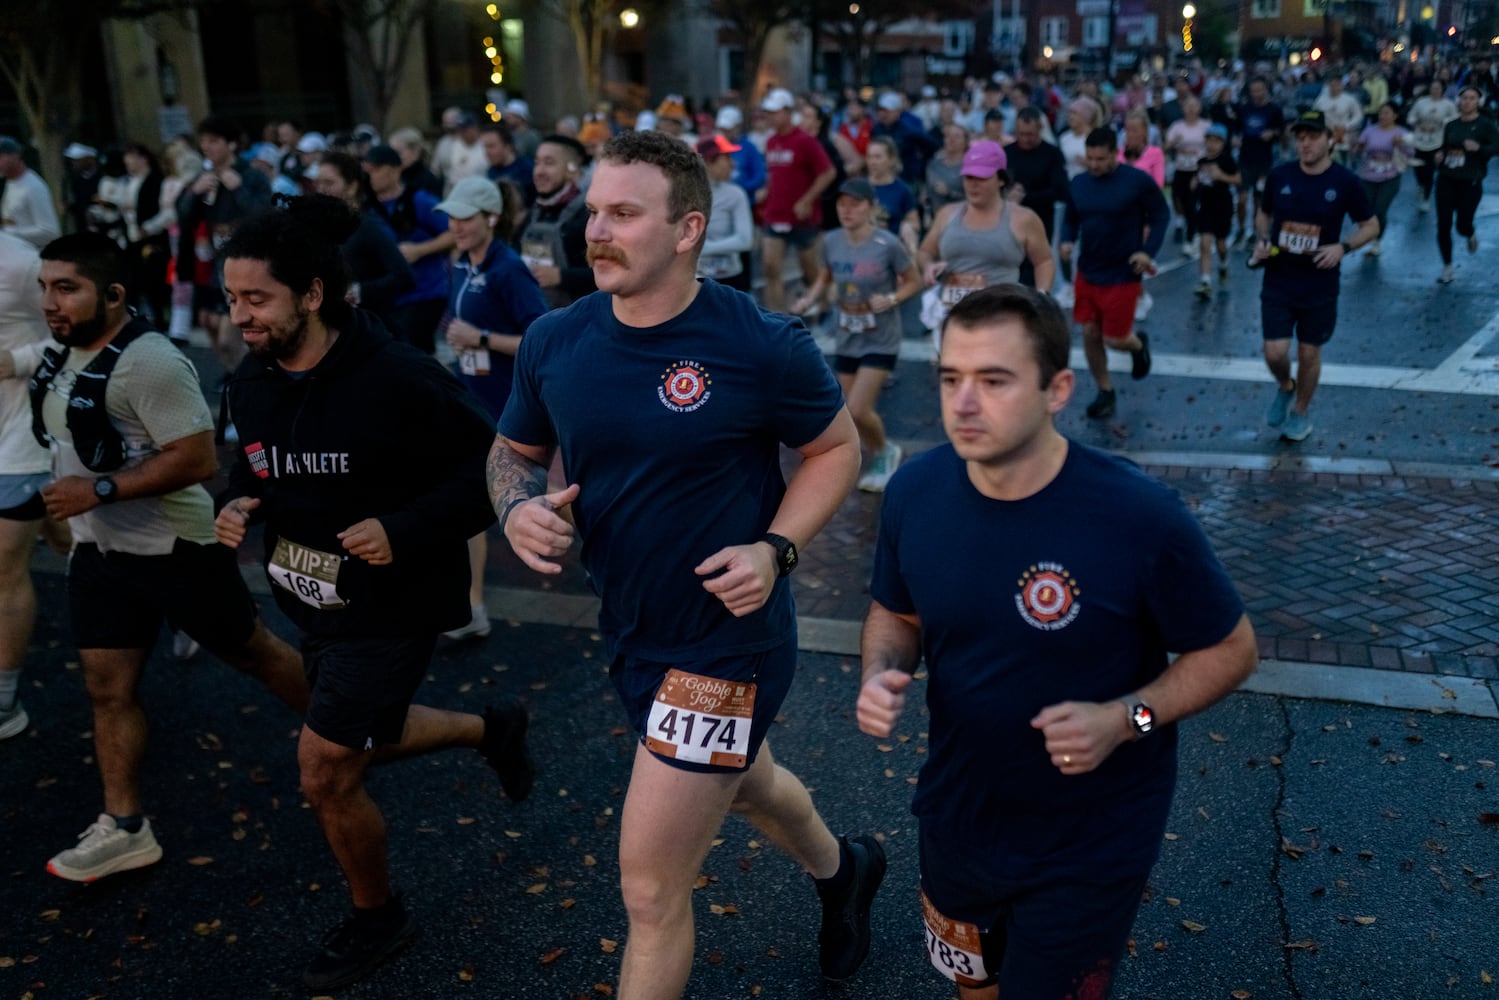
[760,533,798,578]
[93,476,119,504]
[1121,694,1154,739]
[478,333,490,350]
[1339,240,1353,255]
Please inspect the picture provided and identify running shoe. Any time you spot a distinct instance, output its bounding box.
[1419,196,1430,213]
[442,605,491,641]
[857,442,903,493]
[1468,234,1479,255]
[1281,411,1313,442]
[1439,265,1455,285]
[1368,239,1381,257]
[1218,262,1229,281]
[1265,384,1295,428]
[47,814,163,882]
[303,899,419,991]
[0,700,28,740]
[1134,291,1154,321]
[1085,388,1117,419]
[818,835,887,982]
[480,702,534,802]
[1054,284,1074,309]
[1194,277,1211,299]
[1130,332,1152,380]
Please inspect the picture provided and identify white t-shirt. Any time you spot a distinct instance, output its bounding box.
[0,232,52,476]
[1407,96,1459,152]
[1314,91,1364,137]
[1,169,61,250]
[1166,119,1211,172]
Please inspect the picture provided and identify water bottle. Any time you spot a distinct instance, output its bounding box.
[202,158,217,206]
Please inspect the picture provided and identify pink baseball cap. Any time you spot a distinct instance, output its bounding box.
[960,141,1007,178]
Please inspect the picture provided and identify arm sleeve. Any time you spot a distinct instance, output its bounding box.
[377,360,498,556]
[117,339,216,447]
[1140,175,1171,258]
[770,319,846,448]
[496,319,558,448]
[1141,497,1244,653]
[701,188,754,257]
[353,221,415,313]
[218,384,266,516]
[868,482,914,614]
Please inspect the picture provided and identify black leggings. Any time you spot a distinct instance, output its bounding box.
[1171,171,1198,240]
[1435,174,1484,265]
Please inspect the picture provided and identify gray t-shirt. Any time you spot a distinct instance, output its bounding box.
[40,331,216,555]
[820,228,911,359]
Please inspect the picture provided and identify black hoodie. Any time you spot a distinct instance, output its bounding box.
[222,310,496,637]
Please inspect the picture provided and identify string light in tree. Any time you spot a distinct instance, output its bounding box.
[483,1,504,118]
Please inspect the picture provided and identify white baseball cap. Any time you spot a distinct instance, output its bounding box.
[715,106,743,130]
[761,88,795,112]
[876,92,903,112]
[504,99,531,120]
[64,143,98,159]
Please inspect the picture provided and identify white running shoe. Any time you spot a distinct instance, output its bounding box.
[48,814,163,882]
[1369,239,1381,257]
[0,700,28,740]
[1134,291,1154,322]
[857,442,903,493]
[1439,265,1455,284]
[442,605,491,641]
[1468,234,1479,255]
[1054,284,1074,309]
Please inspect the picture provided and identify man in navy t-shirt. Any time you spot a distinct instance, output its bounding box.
[857,285,1256,1000]
[1252,111,1377,443]
[491,130,886,998]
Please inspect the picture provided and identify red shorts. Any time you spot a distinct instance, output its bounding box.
[1072,273,1140,341]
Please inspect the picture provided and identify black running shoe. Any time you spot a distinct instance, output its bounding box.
[818,834,887,982]
[302,902,418,992]
[1131,331,1152,380]
[1085,389,1117,419]
[480,702,534,802]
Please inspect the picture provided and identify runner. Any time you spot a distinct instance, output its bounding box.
[1407,79,1458,213]
[1164,95,1210,255]
[0,232,52,740]
[1433,86,1499,285]
[1192,124,1241,298]
[856,283,1257,1000]
[214,196,534,991]
[1059,128,1169,420]
[1252,111,1378,441]
[759,88,838,313]
[1351,103,1414,257]
[516,135,595,309]
[364,143,456,354]
[791,177,921,492]
[919,141,1055,320]
[30,233,309,881]
[490,130,884,999]
[1234,77,1286,245]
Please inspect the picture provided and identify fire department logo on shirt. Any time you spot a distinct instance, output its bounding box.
[658,361,713,413]
[1015,562,1080,631]
[246,441,270,479]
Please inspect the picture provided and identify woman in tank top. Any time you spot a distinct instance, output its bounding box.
[917,140,1055,315]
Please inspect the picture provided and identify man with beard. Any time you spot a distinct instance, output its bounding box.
[491,130,884,1000]
[213,196,534,992]
[29,233,309,880]
[516,135,595,309]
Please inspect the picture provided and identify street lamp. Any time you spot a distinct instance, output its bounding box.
[1182,3,1196,17]
[619,7,639,26]
[1181,3,1195,53]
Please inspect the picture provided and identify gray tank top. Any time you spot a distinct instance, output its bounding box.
[937,201,1026,288]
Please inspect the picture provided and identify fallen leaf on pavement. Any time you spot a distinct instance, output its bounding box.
[540,947,565,964]
[187,857,214,866]
[1181,920,1206,933]
[600,939,618,953]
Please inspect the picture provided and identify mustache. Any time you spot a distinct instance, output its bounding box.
[586,243,628,266]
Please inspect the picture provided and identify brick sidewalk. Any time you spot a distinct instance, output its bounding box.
[483,461,1499,681]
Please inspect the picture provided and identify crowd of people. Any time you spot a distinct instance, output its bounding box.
[0,50,1495,999]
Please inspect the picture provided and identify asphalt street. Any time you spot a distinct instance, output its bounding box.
[4,578,1497,999]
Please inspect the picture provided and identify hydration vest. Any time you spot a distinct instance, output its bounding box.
[29,317,153,472]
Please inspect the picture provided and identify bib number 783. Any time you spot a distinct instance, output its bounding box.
[644,668,755,769]
[920,889,989,987]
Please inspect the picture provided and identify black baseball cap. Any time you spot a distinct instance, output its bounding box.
[363,144,402,167]
[1291,110,1329,133]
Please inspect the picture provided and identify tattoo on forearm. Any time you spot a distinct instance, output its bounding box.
[486,440,548,513]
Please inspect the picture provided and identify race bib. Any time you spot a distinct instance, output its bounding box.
[269,538,349,610]
[1446,152,1466,169]
[940,272,986,306]
[1198,168,1214,186]
[1277,221,1321,255]
[838,301,876,332]
[644,669,755,769]
[459,348,491,375]
[921,889,989,987]
[520,239,554,270]
[699,253,737,279]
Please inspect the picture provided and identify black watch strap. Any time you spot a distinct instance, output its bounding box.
[760,532,798,577]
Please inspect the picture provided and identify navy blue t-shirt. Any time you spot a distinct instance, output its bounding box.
[872,179,917,234]
[448,240,549,421]
[870,442,1243,883]
[1235,101,1286,169]
[499,280,845,660]
[1260,160,1372,298]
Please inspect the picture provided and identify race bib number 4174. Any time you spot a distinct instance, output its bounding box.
[644,669,755,769]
